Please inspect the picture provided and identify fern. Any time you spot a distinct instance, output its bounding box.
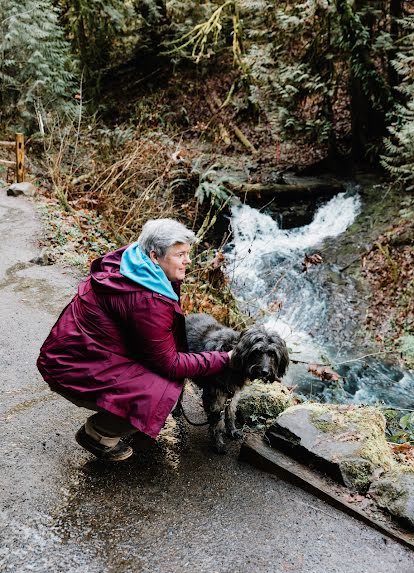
[0,0,76,130]
[382,15,414,189]
[192,161,234,206]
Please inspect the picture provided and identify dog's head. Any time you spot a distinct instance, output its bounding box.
[231,327,289,383]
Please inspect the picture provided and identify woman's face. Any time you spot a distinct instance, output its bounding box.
[150,242,192,282]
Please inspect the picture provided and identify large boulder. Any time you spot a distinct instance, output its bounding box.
[266,403,395,493]
[369,471,414,529]
[237,381,293,427]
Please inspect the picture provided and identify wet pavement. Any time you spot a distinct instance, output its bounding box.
[1,189,414,572]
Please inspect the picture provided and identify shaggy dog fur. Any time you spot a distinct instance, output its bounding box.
[185,313,289,454]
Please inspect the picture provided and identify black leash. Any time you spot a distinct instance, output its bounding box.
[175,394,210,427]
[174,391,234,427]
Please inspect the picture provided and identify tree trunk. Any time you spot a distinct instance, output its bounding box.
[388,0,403,89]
[336,0,392,159]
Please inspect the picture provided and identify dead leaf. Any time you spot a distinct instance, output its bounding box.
[302,253,323,273]
[391,442,414,452]
[308,364,341,382]
[343,493,366,504]
[268,300,283,313]
[211,251,225,269]
[171,149,189,164]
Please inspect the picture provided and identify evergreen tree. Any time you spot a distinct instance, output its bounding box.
[0,0,76,131]
[382,11,414,189]
[58,0,132,97]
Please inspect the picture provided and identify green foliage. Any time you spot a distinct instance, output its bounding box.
[192,161,233,206]
[385,409,414,445]
[39,201,117,270]
[58,0,134,96]
[382,15,414,189]
[240,2,337,145]
[1,0,411,161]
[398,334,414,361]
[243,0,394,152]
[162,1,396,156]
[0,0,76,130]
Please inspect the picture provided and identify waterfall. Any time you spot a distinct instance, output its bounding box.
[227,190,414,408]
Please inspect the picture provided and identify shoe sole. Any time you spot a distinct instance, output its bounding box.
[75,428,133,462]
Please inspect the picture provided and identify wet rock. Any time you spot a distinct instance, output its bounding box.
[266,403,394,493]
[30,250,54,266]
[369,471,414,529]
[237,381,293,427]
[7,182,36,197]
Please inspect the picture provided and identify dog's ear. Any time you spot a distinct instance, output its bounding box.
[231,329,260,372]
[271,334,289,378]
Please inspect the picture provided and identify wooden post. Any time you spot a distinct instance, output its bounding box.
[15,133,25,183]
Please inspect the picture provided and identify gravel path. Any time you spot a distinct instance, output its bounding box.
[1,189,413,572]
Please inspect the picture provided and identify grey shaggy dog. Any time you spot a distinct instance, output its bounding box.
[185,313,289,454]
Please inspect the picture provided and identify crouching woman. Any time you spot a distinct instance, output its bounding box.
[37,219,231,461]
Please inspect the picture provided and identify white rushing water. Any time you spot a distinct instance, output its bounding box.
[229,192,361,260]
[227,190,414,408]
[227,191,361,337]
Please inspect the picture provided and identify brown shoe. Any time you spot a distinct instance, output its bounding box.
[75,425,133,461]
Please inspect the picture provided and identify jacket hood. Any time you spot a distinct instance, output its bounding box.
[88,245,180,300]
[120,242,178,301]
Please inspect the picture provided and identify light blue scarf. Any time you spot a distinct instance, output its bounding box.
[120,242,179,301]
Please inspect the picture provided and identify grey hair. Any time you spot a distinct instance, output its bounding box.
[137,218,196,257]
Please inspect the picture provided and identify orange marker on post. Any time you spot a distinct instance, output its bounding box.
[15,133,24,183]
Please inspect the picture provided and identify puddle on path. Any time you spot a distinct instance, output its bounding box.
[0,261,71,314]
[49,414,191,569]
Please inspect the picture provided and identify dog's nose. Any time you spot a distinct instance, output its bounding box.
[261,368,269,378]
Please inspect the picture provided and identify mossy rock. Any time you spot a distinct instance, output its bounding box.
[268,403,395,493]
[369,471,414,529]
[237,381,293,428]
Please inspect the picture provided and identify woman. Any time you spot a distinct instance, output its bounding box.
[37,219,231,461]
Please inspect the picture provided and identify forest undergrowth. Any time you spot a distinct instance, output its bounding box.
[362,210,414,370]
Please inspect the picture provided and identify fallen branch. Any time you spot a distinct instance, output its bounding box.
[334,350,400,366]
[291,350,400,370]
[206,96,232,146]
[211,92,257,154]
[228,180,344,196]
[232,124,257,154]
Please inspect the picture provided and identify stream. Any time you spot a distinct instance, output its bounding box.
[226,187,414,410]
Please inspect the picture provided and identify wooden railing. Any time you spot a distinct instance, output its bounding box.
[0,133,25,182]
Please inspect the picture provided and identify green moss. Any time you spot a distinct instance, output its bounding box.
[307,403,395,474]
[340,459,374,493]
[237,381,293,428]
[312,419,340,433]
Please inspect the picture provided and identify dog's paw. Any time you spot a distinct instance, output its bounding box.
[228,428,244,440]
[213,442,227,455]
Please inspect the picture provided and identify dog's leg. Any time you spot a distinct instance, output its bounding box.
[225,390,243,439]
[202,388,228,455]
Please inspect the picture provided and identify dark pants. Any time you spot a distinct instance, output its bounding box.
[56,390,139,438]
